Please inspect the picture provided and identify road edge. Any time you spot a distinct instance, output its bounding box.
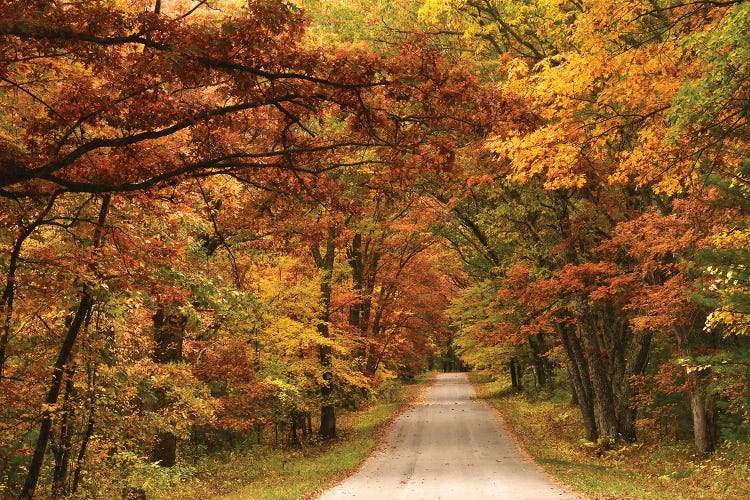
[466,373,585,500]
[309,374,437,499]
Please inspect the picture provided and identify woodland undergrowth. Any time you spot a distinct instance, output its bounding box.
[132,377,425,500]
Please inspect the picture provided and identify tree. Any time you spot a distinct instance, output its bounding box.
[421,0,750,451]
[20,194,110,499]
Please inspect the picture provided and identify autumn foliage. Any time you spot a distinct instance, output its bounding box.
[1,0,750,497]
[422,0,750,454]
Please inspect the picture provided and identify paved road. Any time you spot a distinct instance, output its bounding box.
[319,373,578,500]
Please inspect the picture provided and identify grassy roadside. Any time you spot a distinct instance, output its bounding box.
[469,373,750,499]
[147,377,427,500]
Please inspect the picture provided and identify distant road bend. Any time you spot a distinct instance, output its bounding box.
[319,373,578,500]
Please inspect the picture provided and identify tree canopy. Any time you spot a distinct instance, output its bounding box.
[1,0,749,497]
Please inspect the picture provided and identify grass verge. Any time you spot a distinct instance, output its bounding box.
[470,373,750,499]
[149,378,426,500]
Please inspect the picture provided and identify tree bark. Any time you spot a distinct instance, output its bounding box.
[575,300,618,448]
[529,333,553,388]
[674,326,717,453]
[615,329,652,443]
[510,357,520,391]
[551,194,619,447]
[71,401,95,494]
[347,233,380,376]
[557,321,598,442]
[364,285,389,376]
[149,307,186,466]
[289,414,300,447]
[52,366,77,497]
[313,240,337,439]
[347,233,364,329]
[20,194,110,500]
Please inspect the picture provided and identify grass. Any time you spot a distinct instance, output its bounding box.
[469,372,750,499]
[144,378,426,500]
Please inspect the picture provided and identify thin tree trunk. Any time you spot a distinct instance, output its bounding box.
[510,357,520,391]
[567,365,579,406]
[364,287,388,376]
[72,311,101,495]
[254,423,263,445]
[52,366,77,497]
[347,233,379,376]
[20,194,110,500]
[674,326,716,453]
[289,414,300,447]
[1,194,57,378]
[347,233,364,329]
[300,413,308,438]
[71,403,95,494]
[347,233,368,374]
[616,330,652,443]
[529,333,553,388]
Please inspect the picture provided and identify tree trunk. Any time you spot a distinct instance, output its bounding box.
[510,357,520,391]
[319,404,336,439]
[706,393,719,450]
[689,389,713,453]
[347,233,380,376]
[313,240,337,439]
[152,308,185,365]
[52,366,76,497]
[1,194,57,378]
[149,308,186,466]
[515,361,523,390]
[347,233,364,328]
[557,322,598,442]
[71,403,95,495]
[299,413,308,438]
[289,415,300,447]
[529,333,553,388]
[549,190,652,448]
[575,300,618,448]
[674,326,717,453]
[20,194,110,500]
[551,193,602,444]
[567,365,579,406]
[615,330,652,443]
[364,286,387,376]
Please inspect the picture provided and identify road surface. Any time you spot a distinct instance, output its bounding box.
[319,373,578,500]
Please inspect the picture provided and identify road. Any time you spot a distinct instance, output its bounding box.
[318,373,578,500]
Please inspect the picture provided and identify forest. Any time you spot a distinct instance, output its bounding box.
[1,0,749,498]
